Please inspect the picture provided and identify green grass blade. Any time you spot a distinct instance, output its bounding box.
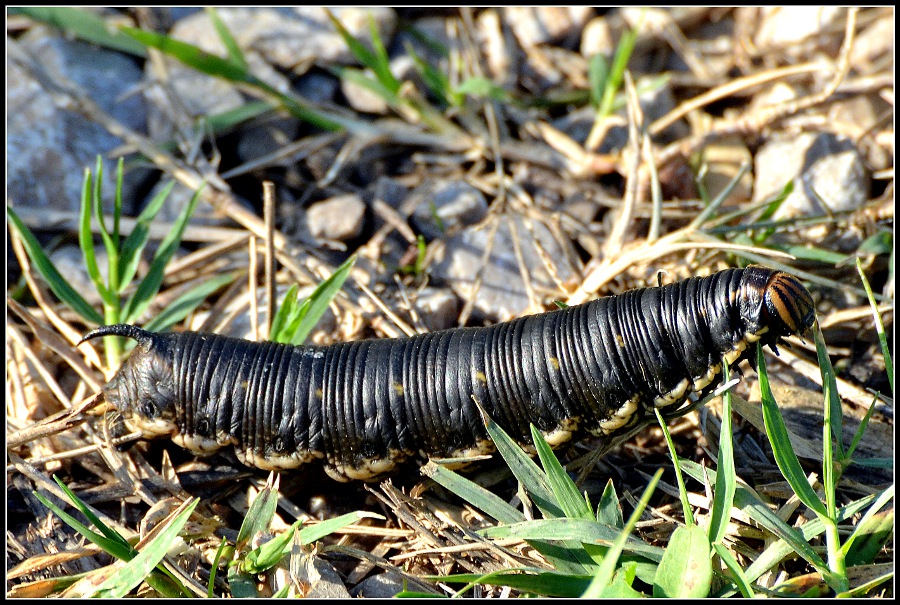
[438,569,594,598]
[120,26,341,132]
[857,258,893,393]
[840,485,895,563]
[596,24,637,118]
[757,344,828,518]
[243,520,302,574]
[275,254,356,345]
[91,498,198,598]
[77,169,115,306]
[236,479,280,549]
[530,425,594,521]
[7,206,104,324]
[480,518,665,562]
[588,53,610,109]
[582,469,663,597]
[91,157,117,272]
[52,476,132,550]
[681,459,875,583]
[708,360,737,545]
[33,492,133,562]
[297,510,383,546]
[422,461,525,524]
[11,7,148,56]
[205,7,247,70]
[481,415,563,519]
[268,283,299,342]
[142,272,236,334]
[118,181,176,291]
[655,407,694,526]
[712,542,755,597]
[122,184,203,324]
[596,480,624,528]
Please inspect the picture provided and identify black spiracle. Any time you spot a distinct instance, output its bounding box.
[79,266,815,482]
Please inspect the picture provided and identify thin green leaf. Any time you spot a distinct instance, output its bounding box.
[841,485,895,562]
[453,77,510,102]
[712,543,755,597]
[481,415,562,519]
[205,7,247,70]
[757,344,828,517]
[7,206,104,324]
[236,479,280,549]
[121,184,204,324]
[297,510,383,546]
[597,24,637,118]
[11,7,148,56]
[480,518,665,563]
[530,425,593,520]
[276,255,356,345]
[655,407,694,526]
[92,498,198,598]
[596,480,624,529]
[406,42,456,106]
[857,258,893,393]
[121,25,341,132]
[142,272,236,334]
[91,157,117,273]
[583,469,663,597]
[439,569,594,598]
[77,169,114,306]
[588,53,610,109]
[331,66,398,105]
[243,520,302,574]
[118,180,176,291]
[33,491,134,562]
[708,360,737,545]
[422,461,525,525]
[653,524,712,597]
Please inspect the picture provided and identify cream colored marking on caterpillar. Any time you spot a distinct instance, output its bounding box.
[315,388,324,398]
[173,434,222,454]
[549,357,560,370]
[475,371,487,383]
[596,396,640,434]
[392,382,405,396]
[654,378,690,408]
[125,415,177,439]
[331,456,401,482]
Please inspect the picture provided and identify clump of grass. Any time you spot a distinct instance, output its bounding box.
[7,157,232,366]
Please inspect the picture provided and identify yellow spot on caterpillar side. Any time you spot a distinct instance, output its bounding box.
[315,388,323,399]
[392,382,404,396]
[615,334,625,347]
[549,357,559,370]
[475,371,487,383]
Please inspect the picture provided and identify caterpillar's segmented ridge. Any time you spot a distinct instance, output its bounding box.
[80,266,815,482]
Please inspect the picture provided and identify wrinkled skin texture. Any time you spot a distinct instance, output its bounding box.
[81,266,815,482]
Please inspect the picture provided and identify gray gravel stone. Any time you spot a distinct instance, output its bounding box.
[753,132,870,219]
[410,180,489,239]
[351,572,406,598]
[504,7,594,49]
[413,287,459,331]
[8,30,147,214]
[432,215,575,321]
[306,194,367,242]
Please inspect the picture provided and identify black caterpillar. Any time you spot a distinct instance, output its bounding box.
[80,266,815,482]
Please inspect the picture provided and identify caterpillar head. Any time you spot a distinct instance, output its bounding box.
[79,325,180,440]
[762,271,816,338]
